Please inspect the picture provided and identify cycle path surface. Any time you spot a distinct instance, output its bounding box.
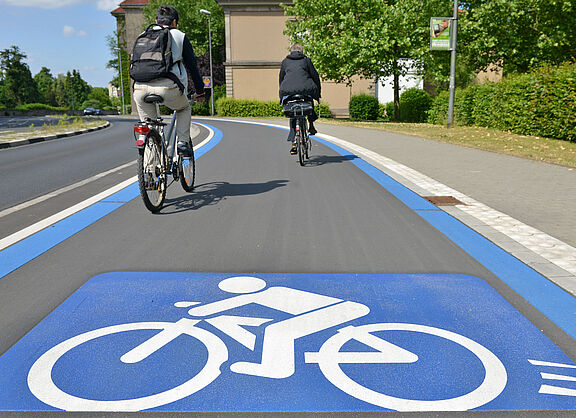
[242,117,576,296]
[0,118,575,414]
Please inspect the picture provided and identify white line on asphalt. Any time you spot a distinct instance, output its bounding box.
[0,123,214,251]
[0,161,136,219]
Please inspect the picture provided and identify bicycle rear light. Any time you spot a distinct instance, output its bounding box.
[134,125,149,134]
[134,124,149,147]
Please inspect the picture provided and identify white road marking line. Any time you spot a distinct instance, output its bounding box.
[0,177,137,251]
[541,373,576,382]
[539,385,576,397]
[0,123,214,251]
[529,359,576,369]
[0,161,136,219]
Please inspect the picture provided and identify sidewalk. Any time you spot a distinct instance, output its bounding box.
[223,116,576,295]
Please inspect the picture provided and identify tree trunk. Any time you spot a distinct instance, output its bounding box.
[393,60,400,121]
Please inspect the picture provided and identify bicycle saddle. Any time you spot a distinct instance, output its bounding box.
[282,94,312,104]
[143,94,164,104]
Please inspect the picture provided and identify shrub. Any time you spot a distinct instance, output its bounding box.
[17,103,66,112]
[428,62,576,141]
[316,102,332,118]
[214,97,332,118]
[216,98,284,117]
[349,94,379,120]
[398,88,432,123]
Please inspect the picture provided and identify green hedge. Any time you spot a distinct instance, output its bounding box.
[215,97,331,118]
[16,103,66,111]
[349,94,379,120]
[398,88,433,123]
[428,62,576,141]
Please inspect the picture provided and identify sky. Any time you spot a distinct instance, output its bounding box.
[0,0,121,88]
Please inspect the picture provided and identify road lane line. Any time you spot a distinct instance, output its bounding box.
[0,123,220,278]
[0,122,214,220]
[0,162,136,219]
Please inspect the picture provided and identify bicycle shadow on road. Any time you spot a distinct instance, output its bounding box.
[160,179,289,213]
[304,153,358,167]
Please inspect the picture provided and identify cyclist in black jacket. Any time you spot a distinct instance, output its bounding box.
[279,44,321,154]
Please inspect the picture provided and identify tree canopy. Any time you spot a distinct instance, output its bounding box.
[0,46,39,108]
[143,0,225,62]
[459,0,576,74]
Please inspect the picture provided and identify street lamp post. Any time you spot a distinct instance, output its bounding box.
[447,0,459,127]
[200,9,214,116]
[115,47,126,115]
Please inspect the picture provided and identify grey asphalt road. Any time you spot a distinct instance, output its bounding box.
[0,119,574,415]
[0,117,137,212]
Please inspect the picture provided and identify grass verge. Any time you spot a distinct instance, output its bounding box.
[0,117,107,143]
[317,119,576,168]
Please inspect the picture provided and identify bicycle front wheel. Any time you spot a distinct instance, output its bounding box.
[137,131,166,212]
[28,321,228,411]
[179,144,195,192]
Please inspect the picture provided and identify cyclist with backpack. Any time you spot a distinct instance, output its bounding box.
[131,5,205,157]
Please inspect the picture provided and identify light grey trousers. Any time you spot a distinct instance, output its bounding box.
[133,78,191,142]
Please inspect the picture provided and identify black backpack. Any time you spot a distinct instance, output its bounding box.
[129,24,174,83]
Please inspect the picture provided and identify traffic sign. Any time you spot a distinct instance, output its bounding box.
[203,76,212,89]
[0,273,574,411]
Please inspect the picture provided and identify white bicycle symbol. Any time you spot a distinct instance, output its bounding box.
[28,278,507,412]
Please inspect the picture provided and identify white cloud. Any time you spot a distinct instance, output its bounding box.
[63,25,88,37]
[0,0,120,11]
[96,0,118,11]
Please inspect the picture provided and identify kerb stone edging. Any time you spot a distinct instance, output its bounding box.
[0,121,110,149]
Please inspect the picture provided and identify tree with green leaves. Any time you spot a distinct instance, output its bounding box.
[83,87,113,110]
[52,70,91,110]
[106,31,130,101]
[0,45,39,108]
[142,0,226,85]
[283,0,449,120]
[459,0,576,75]
[143,0,224,61]
[34,67,57,106]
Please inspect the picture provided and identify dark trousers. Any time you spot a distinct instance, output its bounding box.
[287,108,318,142]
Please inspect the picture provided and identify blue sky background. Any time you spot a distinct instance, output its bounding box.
[0,0,120,88]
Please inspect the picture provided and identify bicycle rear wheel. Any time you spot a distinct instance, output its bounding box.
[297,121,305,166]
[179,144,195,192]
[137,131,166,212]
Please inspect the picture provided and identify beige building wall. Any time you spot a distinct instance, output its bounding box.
[218,0,373,116]
[233,68,280,101]
[229,12,290,62]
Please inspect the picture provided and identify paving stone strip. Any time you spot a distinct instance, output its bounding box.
[317,132,576,296]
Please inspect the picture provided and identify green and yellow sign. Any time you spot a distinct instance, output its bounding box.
[430,17,453,51]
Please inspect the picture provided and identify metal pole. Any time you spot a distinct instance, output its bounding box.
[208,14,214,116]
[447,0,458,127]
[117,48,126,115]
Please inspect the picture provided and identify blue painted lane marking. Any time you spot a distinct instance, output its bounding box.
[0,273,574,411]
[0,124,223,280]
[311,135,576,340]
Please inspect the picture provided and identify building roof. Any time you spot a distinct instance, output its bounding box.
[118,0,149,6]
[111,7,125,15]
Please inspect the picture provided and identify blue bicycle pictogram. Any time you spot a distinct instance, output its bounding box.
[27,276,508,412]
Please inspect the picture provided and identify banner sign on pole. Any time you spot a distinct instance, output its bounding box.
[430,18,454,51]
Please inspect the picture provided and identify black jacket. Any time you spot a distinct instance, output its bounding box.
[279,51,321,101]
